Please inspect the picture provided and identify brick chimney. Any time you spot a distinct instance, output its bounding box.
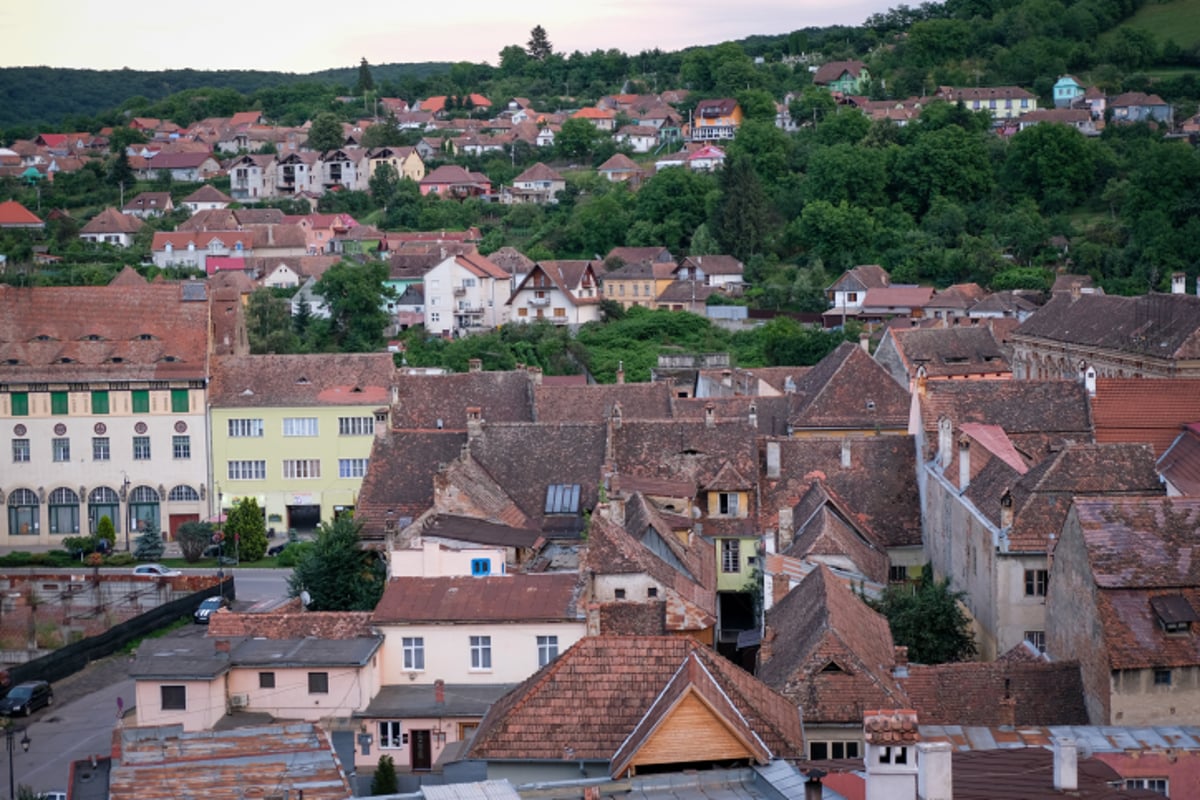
[374,408,389,439]
[434,679,445,704]
[214,639,231,653]
[527,365,543,385]
[760,626,776,665]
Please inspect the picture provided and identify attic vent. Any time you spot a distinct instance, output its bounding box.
[84,334,103,341]
[35,334,53,341]
[57,357,74,364]
[5,359,18,366]
[351,386,363,393]
[866,400,876,411]
[820,661,845,673]
[241,389,254,396]
[110,357,124,364]
[943,356,968,364]
[162,355,178,362]
[296,376,310,384]
[138,333,154,340]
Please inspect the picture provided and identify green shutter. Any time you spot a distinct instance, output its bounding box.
[92,390,110,415]
[51,391,69,415]
[11,393,28,416]
[171,389,189,413]
[132,389,150,413]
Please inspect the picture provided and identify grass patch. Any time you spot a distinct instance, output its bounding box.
[119,616,191,655]
[1116,0,1200,48]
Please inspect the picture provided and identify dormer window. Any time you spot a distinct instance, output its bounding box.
[1151,595,1197,635]
[84,334,103,341]
[34,334,54,341]
[138,333,154,340]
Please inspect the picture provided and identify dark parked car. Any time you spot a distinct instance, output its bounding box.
[193,596,228,624]
[0,680,53,716]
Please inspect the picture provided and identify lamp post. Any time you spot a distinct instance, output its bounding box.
[121,473,132,552]
[5,725,30,800]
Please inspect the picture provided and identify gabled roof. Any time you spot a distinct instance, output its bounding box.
[758,565,905,724]
[80,206,145,235]
[605,246,673,267]
[209,353,394,407]
[694,98,739,117]
[182,184,233,204]
[452,251,509,280]
[788,342,911,431]
[571,107,615,120]
[1014,291,1200,360]
[512,161,564,183]
[0,199,43,226]
[885,325,1010,379]
[827,264,889,293]
[901,656,1088,726]
[1159,424,1200,495]
[1091,378,1200,456]
[421,164,491,186]
[371,573,584,624]
[356,430,468,528]
[813,60,867,84]
[787,481,890,585]
[679,254,743,275]
[597,153,640,172]
[861,285,935,310]
[122,191,173,213]
[509,260,599,305]
[467,636,803,766]
[534,382,674,422]
[391,370,536,429]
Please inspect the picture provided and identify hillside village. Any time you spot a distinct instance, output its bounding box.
[3,255,1200,798]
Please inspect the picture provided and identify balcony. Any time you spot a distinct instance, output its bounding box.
[528,296,550,307]
[454,286,467,296]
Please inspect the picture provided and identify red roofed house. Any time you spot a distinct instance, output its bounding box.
[689,98,742,142]
[79,207,145,247]
[1090,378,1200,458]
[508,260,602,326]
[813,60,871,95]
[419,164,492,198]
[423,250,511,336]
[180,184,233,213]
[122,191,175,218]
[824,264,890,327]
[501,162,565,205]
[570,106,617,132]
[137,151,221,181]
[151,230,253,272]
[0,199,43,228]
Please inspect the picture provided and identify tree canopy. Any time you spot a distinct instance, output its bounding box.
[868,565,978,664]
[287,515,386,611]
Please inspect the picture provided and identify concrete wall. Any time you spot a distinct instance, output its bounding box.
[389,542,507,578]
[135,677,227,731]
[226,657,381,721]
[1111,666,1200,726]
[377,622,586,684]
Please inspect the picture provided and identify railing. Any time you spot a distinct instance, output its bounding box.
[528,296,550,307]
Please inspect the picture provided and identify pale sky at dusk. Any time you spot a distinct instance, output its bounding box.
[2,1,896,73]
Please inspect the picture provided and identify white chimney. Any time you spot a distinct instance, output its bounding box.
[937,417,953,469]
[766,441,781,479]
[958,437,970,491]
[917,742,952,800]
[778,507,794,552]
[1053,737,1078,791]
[841,438,852,469]
[1172,272,1186,294]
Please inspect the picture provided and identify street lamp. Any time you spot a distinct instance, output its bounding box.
[5,725,30,800]
[120,473,132,552]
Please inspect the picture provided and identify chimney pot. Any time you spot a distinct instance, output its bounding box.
[1053,737,1078,791]
[917,742,953,800]
[435,679,445,703]
[1172,271,1186,294]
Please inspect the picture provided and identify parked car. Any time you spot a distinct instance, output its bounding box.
[193,596,228,624]
[132,563,182,577]
[0,680,53,716]
[267,542,289,557]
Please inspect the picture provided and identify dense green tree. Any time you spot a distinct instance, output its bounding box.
[306,112,345,153]
[628,168,717,253]
[177,521,215,563]
[359,120,405,149]
[556,118,603,160]
[786,199,880,269]
[805,143,889,207]
[226,497,268,563]
[711,152,771,262]
[315,260,395,351]
[1004,122,1098,212]
[287,515,386,611]
[246,288,302,354]
[891,124,995,217]
[371,755,399,795]
[868,565,978,664]
[133,522,164,561]
[95,515,116,551]
[356,58,376,95]
[369,162,400,209]
[527,25,554,61]
[789,86,836,126]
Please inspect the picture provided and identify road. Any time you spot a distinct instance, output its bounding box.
[9,567,292,795]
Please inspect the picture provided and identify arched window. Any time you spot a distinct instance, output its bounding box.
[168,485,200,502]
[88,486,121,534]
[48,487,80,534]
[7,489,39,536]
[130,485,161,533]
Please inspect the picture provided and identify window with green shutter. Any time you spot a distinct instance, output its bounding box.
[132,390,150,413]
[51,391,69,415]
[11,393,28,416]
[92,390,110,415]
[170,389,189,413]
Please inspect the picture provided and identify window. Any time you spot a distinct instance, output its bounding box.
[91,437,110,461]
[52,438,70,462]
[1024,630,1046,654]
[338,458,368,478]
[12,439,29,463]
[259,672,275,689]
[283,417,319,437]
[133,436,151,460]
[172,435,190,460]
[168,485,200,501]
[845,291,858,303]
[51,391,69,415]
[1154,668,1172,686]
[161,685,186,710]
[403,637,425,670]
[537,635,558,667]
[471,558,491,577]
[338,416,373,436]
[721,539,741,573]
[283,459,321,479]
[228,460,267,480]
[1124,778,1168,794]
[170,389,189,413]
[880,745,908,765]
[614,588,626,600]
[647,587,658,598]
[1024,569,1049,597]
[888,565,908,583]
[48,487,80,534]
[809,741,861,760]
[518,307,528,318]
[11,392,28,416]
[379,721,403,749]
[131,389,150,413]
[553,307,566,318]
[470,635,492,670]
[308,672,329,694]
[717,492,739,516]
[91,390,109,414]
[228,418,264,438]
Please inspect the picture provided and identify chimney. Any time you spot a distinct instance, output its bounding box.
[778,507,794,552]
[722,369,733,387]
[1000,491,1014,529]
[527,365,543,385]
[860,332,870,353]
[704,402,715,428]
[609,493,626,526]
[841,438,852,469]
[766,441,781,479]
[916,365,928,397]
[1053,737,1078,791]
[893,645,909,678]
[468,358,482,372]
[760,627,776,665]
[748,401,757,428]
[958,436,970,491]
[466,406,483,441]
[1172,271,1186,294]
[937,417,953,469]
[616,360,625,385]
[917,742,953,800]
[804,770,826,800]
[434,679,445,704]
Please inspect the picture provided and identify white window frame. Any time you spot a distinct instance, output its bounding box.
[339,458,368,478]
[13,438,30,463]
[537,635,558,667]
[1124,777,1168,794]
[379,721,403,749]
[338,416,373,436]
[172,435,190,460]
[228,460,267,480]
[133,436,151,460]
[228,418,264,438]
[721,539,741,573]
[403,637,424,671]
[470,635,492,670]
[282,459,321,479]
[52,437,71,462]
[717,492,739,516]
[282,417,319,437]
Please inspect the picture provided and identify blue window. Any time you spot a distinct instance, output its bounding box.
[471,558,491,577]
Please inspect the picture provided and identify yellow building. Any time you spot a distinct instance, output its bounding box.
[208,353,394,530]
[600,247,677,310]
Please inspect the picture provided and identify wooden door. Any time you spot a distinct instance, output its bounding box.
[410,729,431,771]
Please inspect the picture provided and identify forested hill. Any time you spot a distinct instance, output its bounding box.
[0,63,450,129]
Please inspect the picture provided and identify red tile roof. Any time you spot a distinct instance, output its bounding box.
[209,353,394,407]
[1091,378,1200,456]
[371,573,585,624]
[0,199,42,226]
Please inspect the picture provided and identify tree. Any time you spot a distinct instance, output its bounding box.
[556,118,602,161]
[246,288,301,354]
[527,25,553,61]
[306,112,345,153]
[287,515,386,611]
[177,521,215,563]
[226,497,268,563]
[95,515,116,551]
[356,57,376,95]
[869,565,977,664]
[133,522,165,561]
[316,260,395,351]
[369,162,400,210]
[711,152,770,262]
[371,754,399,795]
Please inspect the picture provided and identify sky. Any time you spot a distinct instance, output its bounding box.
[1,0,896,73]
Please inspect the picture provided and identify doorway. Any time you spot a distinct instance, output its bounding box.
[409,729,431,771]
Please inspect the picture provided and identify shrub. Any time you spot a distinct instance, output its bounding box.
[105,552,135,567]
[177,521,215,563]
[371,754,398,795]
[96,515,117,550]
[275,541,314,568]
[133,523,165,561]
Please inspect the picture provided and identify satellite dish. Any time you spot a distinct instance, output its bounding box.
[300,590,312,608]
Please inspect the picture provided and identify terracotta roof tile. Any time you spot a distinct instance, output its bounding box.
[1091,378,1200,456]
[885,326,1010,379]
[209,353,394,407]
[1015,292,1200,360]
[391,370,535,429]
[535,382,674,422]
[788,342,910,431]
[371,573,585,624]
